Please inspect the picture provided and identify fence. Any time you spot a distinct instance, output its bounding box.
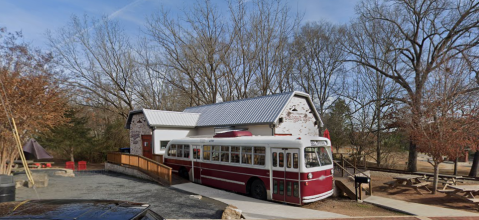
[107,152,172,186]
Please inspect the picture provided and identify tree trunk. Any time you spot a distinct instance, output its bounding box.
[407,141,417,172]
[433,164,439,194]
[70,146,74,163]
[469,151,479,177]
[454,157,458,176]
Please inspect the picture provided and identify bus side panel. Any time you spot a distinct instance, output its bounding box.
[164,158,192,171]
[200,163,270,193]
[300,170,333,198]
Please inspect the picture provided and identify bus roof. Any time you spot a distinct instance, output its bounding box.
[168,136,330,146]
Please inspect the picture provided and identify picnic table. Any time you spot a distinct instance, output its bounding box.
[13,160,54,169]
[441,185,479,207]
[384,175,431,195]
[415,172,464,190]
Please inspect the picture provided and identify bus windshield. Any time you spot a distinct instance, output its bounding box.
[304,146,332,168]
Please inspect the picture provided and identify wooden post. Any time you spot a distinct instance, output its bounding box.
[370,181,373,195]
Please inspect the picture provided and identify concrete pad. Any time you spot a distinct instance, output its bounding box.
[172,183,347,219]
[364,196,479,217]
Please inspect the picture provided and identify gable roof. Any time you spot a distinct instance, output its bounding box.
[183,91,322,127]
[125,109,200,129]
[125,91,322,129]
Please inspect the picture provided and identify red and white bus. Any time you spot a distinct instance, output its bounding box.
[163,134,333,205]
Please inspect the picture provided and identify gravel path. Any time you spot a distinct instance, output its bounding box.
[14,171,225,219]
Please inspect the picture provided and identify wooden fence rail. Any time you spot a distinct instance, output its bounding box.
[107,152,172,186]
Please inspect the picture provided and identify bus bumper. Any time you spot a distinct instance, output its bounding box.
[302,189,334,203]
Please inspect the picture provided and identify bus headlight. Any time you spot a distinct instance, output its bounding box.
[307,173,313,179]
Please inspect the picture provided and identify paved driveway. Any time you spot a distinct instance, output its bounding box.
[14,171,225,219]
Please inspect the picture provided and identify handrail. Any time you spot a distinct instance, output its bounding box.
[107,152,172,186]
[343,158,370,178]
[333,161,354,177]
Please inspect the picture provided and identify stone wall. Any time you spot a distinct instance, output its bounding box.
[129,113,152,156]
[275,96,320,136]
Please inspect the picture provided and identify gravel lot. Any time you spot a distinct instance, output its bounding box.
[14,171,225,219]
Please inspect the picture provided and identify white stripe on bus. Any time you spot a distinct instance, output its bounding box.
[201,175,246,185]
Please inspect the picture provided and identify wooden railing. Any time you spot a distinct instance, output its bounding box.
[107,152,172,186]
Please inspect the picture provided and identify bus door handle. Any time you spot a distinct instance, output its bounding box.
[266,172,269,175]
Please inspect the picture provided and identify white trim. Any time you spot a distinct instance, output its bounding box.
[201,175,246,185]
[302,189,334,203]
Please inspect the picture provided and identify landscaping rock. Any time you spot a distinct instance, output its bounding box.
[221,205,242,219]
[54,169,75,177]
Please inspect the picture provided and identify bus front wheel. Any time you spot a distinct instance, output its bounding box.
[251,179,266,200]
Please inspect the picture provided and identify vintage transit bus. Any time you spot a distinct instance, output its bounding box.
[163,133,333,205]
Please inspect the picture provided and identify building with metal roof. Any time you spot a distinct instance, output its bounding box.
[125,91,323,161]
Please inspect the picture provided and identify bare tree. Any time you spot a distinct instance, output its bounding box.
[147,1,232,106]
[344,0,479,171]
[48,15,138,118]
[291,21,347,123]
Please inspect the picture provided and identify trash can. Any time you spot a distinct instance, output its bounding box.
[0,174,15,203]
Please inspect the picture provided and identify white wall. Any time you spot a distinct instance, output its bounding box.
[275,96,320,136]
[236,124,273,136]
[153,128,196,155]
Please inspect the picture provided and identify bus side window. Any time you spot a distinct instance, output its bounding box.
[212,146,220,161]
[221,146,230,162]
[279,152,284,167]
[177,145,183,158]
[168,144,176,157]
[231,146,240,163]
[287,153,291,168]
[203,146,211,160]
[272,152,277,167]
[293,153,298,169]
[242,147,252,164]
[184,145,190,158]
[254,147,265,166]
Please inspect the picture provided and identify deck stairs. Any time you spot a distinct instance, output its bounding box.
[333,160,371,200]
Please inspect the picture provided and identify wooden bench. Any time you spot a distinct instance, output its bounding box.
[384,181,396,187]
[411,182,431,195]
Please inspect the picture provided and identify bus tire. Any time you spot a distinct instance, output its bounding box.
[251,179,266,200]
[179,167,189,180]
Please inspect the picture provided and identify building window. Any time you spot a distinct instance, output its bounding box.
[203,146,211,160]
[254,147,265,166]
[160,141,169,149]
[221,146,230,162]
[242,147,252,164]
[231,146,240,163]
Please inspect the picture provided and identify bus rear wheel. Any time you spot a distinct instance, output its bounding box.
[251,179,266,200]
[179,167,189,180]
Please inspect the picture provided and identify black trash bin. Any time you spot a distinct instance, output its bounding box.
[0,174,15,203]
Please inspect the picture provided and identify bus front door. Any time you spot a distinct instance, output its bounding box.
[271,148,300,204]
[192,145,202,183]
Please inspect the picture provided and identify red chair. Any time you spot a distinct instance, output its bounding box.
[46,163,52,168]
[77,161,87,171]
[65,161,75,170]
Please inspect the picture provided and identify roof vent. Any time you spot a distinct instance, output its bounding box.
[214,131,253,138]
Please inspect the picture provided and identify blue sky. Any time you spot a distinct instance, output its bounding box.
[0,0,357,49]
